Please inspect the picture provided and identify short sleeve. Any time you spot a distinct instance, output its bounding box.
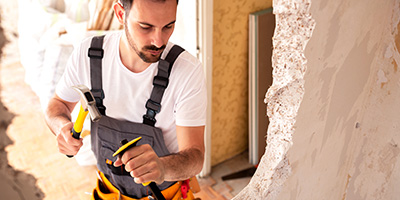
[174,62,207,127]
[55,43,84,103]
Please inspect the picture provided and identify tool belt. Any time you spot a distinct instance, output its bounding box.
[92,171,197,200]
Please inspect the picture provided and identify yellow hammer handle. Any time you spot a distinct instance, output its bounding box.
[67,105,88,158]
[74,106,88,134]
[71,106,88,139]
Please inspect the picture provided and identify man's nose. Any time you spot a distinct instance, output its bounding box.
[151,30,164,48]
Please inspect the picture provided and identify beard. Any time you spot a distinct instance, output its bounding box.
[124,24,166,63]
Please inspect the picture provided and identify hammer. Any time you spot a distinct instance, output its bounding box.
[67,85,102,158]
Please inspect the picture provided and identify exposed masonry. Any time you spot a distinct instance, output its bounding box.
[233,0,315,199]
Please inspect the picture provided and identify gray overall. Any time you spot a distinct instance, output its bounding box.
[88,35,184,199]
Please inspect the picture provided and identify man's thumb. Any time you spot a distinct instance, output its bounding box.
[114,156,123,167]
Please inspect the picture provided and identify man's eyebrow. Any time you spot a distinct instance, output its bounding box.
[138,22,154,27]
[165,20,176,27]
[138,20,176,27]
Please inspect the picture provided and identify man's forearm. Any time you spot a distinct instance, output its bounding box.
[45,98,73,136]
[161,147,204,181]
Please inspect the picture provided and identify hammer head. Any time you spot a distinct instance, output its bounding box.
[71,85,102,122]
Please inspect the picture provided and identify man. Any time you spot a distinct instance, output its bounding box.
[44,0,206,199]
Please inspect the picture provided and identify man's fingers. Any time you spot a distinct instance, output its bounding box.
[114,156,123,167]
[124,152,148,172]
[129,161,150,178]
[131,167,163,185]
[58,141,82,155]
[60,123,72,141]
[56,131,83,155]
[120,145,147,164]
[117,144,164,184]
[60,122,83,147]
[58,132,83,148]
[65,135,83,146]
[131,169,154,184]
[126,155,164,184]
[133,173,149,184]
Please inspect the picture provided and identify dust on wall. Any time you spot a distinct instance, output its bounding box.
[212,0,272,166]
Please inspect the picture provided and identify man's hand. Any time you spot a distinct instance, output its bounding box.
[112,126,205,184]
[56,121,83,156]
[114,144,165,185]
[45,94,82,156]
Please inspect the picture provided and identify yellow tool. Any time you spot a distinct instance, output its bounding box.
[112,137,143,158]
[113,137,166,200]
[67,85,102,158]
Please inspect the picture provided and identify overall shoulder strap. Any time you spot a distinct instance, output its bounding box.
[88,35,106,115]
[143,45,185,126]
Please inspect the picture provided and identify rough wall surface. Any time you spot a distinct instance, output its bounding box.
[212,0,272,166]
[236,0,400,199]
[277,0,400,199]
[234,0,315,199]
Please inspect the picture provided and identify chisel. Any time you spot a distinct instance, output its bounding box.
[113,137,166,200]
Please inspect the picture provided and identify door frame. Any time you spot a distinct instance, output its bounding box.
[197,0,213,177]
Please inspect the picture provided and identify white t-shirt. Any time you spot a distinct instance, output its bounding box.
[56,31,207,153]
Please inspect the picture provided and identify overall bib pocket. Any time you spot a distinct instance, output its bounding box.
[92,116,175,198]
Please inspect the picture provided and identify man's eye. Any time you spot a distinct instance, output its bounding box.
[139,24,152,30]
[164,25,174,30]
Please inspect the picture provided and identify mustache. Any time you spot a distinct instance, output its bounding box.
[143,45,166,51]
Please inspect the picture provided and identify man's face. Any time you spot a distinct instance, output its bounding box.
[124,0,177,63]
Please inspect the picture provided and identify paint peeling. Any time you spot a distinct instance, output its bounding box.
[385,2,400,72]
[377,69,388,88]
[233,0,315,199]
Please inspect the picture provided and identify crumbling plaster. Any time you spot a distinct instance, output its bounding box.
[234,0,315,198]
[235,0,400,199]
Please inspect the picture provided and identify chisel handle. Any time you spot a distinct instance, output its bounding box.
[148,182,166,200]
[67,106,88,158]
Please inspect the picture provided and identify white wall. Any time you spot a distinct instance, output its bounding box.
[169,0,197,57]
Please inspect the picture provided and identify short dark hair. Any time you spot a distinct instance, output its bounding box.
[121,0,179,16]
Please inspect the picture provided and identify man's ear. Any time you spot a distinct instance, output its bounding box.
[113,2,125,24]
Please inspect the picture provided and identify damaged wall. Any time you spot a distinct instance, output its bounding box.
[278,0,400,199]
[235,0,400,199]
[234,0,315,198]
